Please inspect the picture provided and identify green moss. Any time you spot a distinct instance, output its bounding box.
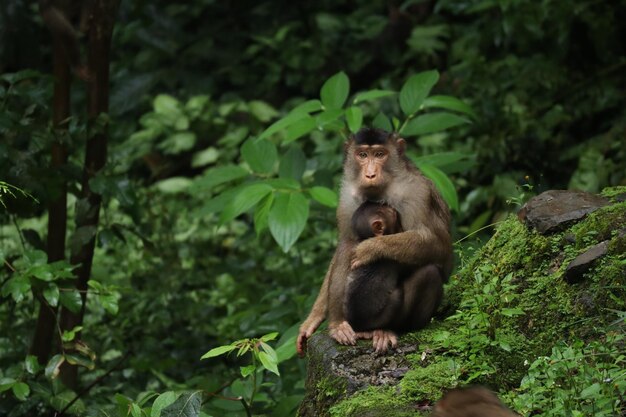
[400,359,455,401]
[329,386,417,417]
[601,185,626,200]
[571,201,626,245]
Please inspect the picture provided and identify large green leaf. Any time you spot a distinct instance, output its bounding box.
[254,193,275,236]
[283,116,316,144]
[258,351,280,376]
[423,95,477,119]
[190,165,248,192]
[45,354,65,379]
[220,183,274,223]
[161,391,202,417]
[279,145,307,180]
[290,99,323,115]
[345,107,363,133]
[12,382,30,401]
[269,192,309,252]
[353,89,396,104]
[43,284,59,307]
[372,112,392,131]
[320,72,350,110]
[259,111,308,140]
[309,186,338,207]
[201,345,237,359]
[401,112,469,136]
[241,138,278,174]
[399,70,439,115]
[151,392,180,417]
[415,163,459,212]
[59,290,83,314]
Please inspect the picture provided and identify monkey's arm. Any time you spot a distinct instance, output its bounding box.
[351,228,450,269]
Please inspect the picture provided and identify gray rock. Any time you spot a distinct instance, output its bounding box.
[518,190,609,234]
[297,333,417,417]
[564,241,609,283]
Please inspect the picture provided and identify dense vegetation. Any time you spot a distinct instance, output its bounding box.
[1,0,625,416]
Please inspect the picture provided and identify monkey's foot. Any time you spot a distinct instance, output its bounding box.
[329,321,357,346]
[372,329,397,353]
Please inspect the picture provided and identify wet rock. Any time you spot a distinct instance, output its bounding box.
[518,190,609,234]
[564,241,609,283]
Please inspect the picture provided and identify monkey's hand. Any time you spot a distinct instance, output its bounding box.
[296,318,323,358]
[351,238,381,269]
[372,329,397,353]
[329,321,357,346]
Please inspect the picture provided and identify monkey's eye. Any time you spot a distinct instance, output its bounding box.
[357,152,368,159]
[375,151,385,158]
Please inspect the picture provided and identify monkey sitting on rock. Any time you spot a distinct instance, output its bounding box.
[297,128,453,355]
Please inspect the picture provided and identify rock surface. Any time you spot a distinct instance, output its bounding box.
[517,190,609,234]
[297,333,419,417]
[564,241,609,283]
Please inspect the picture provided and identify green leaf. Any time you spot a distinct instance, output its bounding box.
[320,71,350,110]
[309,186,338,208]
[580,383,601,399]
[401,112,469,136]
[290,99,323,115]
[43,284,59,307]
[249,100,279,122]
[62,325,83,342]
[191,147,219,168]
[25,355,40,374]
[161,391,201,417]
[423,95,476,119]
[399,70,439,115]
[12,382,29,401]
[24,249,47,266]
[345,107,363,133]
[315,109,344,127]
[415,163,459,212]
[283,116,317,144]
[160,132,196,154]
[259,111,308,140]
[151,392,179,417]
[201,345,237,359]
[372,112,392,131]
[241,138,278,174]
[45,354,65,379]
[279,145,307,180]
[353,89,396,104]
[240,365,255,377]
[253,193,274,237]
[0,377,16,392]
[30,264,54,281]
[65,353,95,370]
[220,183,274,223]
[59,290,82,314]
[2,276,30,302]
[260,332,279,342]
[258,351,280,376]
[191,165,248,192]
[275,336,297,362]
[154,94,180,115]
[98,293,120,315]
[268,192,309,252]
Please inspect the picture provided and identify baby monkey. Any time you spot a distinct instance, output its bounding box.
[345,201,404,332]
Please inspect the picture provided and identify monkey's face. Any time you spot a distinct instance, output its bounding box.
[353,145,390,193]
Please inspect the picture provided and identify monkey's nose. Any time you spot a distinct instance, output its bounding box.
[366,173,376,179]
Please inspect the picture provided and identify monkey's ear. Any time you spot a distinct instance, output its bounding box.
[396,138,406,155]
[372,220,384,236]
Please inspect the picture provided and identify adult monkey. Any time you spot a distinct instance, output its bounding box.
[297,127,452,355]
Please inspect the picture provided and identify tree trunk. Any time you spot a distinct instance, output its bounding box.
[30,9,71,366]
[59,0,119,389]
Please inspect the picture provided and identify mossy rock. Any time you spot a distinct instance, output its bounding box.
[298,187,626,416]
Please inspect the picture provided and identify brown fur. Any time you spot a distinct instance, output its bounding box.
[297,128,453,355]
[431,387,518,417]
